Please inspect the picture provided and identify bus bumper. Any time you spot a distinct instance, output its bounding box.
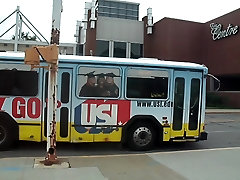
[199,132,208,140]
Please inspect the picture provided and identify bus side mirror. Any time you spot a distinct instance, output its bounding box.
[207,74,220,92]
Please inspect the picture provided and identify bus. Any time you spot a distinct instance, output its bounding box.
[0,52,208,150]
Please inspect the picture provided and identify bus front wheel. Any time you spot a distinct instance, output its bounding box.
[127,122,156,151]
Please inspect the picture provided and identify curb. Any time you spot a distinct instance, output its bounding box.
[205,109,240,114]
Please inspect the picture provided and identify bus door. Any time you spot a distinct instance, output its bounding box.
[171,71,202,139]
[42,68,73,142]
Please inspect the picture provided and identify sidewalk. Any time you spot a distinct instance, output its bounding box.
[0,147,240,180]
[205,109,240,114]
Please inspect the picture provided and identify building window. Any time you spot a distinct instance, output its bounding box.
[0,69,38,96]
[119,3,126,9]
[114,41,126,58]
[126,68,169,99]
[131,43,143,59]
[218,75,240,91]
[77,44,83,56]
[119,9,126,15]
[78,66,121,98]
[96,40,109,57]
[98,0,139,20]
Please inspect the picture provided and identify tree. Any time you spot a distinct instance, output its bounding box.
[12,32,37,41]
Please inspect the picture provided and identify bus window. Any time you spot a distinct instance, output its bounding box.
[0,69,38,96]
[77,66,121,98]
[61,72,70,103]
[173,78,185,130]
[189,78,200,130]
[126,68,168,99]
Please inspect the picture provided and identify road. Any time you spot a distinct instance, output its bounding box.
[0,113,240,180]
[0,113,239,158]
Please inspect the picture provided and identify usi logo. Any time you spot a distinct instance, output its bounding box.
[74,100,130,127]
[81,103,118,126]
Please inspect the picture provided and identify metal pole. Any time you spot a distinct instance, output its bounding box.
[51,0,62,44]
[14,6,20,52]
[44,0,62,165]
[45,62,58,165]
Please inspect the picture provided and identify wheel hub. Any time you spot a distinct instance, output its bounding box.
[133,127,152,147]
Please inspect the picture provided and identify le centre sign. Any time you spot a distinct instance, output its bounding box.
[210,23,239,41]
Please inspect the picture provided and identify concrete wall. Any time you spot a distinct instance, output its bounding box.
[96,16,144,43]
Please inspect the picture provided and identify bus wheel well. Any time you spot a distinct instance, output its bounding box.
[122,115,163,147]
[0,112,19,150]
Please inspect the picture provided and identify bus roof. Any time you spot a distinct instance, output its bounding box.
[0,52,208,73]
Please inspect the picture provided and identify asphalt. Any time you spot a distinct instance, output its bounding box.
[0,109,240,180]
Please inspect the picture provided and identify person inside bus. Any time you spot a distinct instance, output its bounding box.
[104,73,119,97]
[79,71,97,97]
[95,73,108,97]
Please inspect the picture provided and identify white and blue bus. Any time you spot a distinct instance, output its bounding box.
[0,52,208,150]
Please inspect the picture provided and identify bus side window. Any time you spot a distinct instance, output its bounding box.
[77,66,121,98]
[126,68,168,99]
[0,69,38,96]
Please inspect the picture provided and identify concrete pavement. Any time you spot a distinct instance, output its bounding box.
[1,147,240,180]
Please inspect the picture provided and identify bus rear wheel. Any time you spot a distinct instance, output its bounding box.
[0,122,14,150]
[127,122,156,151]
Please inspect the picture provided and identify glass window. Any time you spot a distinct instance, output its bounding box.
[119,9,126,15]
[173,78,185,130]
[119,3,126,9]
[217,75,240,91]
[118,14,126,19]
[110,13,118,18]
[114,41,126,58]
[110,1,118,8]
[127,4,133,10]
[60,107,69,138]
[189,79,200,130]
[98,7,104,12]
[98,0,104,4]
[0,69,38,96]
[132,10,138,17]
[131,43,143,59]
[78,66,121,98]
[96,40,109,57]
[61,72,70,103]
[132,5,139,10]
[126,16,136,20]
[126,69,168,99]
[103,7,110,13]
[76,44,83,56]
[111,8,118,14]
[126,10,133,16]
[103,1,110,6]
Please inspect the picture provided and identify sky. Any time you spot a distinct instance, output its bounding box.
[0,0,239,43]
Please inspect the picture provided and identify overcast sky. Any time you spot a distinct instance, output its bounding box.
[0,0,239,43]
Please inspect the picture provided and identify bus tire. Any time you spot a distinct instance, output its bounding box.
[0,121,15,150]
[127,122,156,151]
